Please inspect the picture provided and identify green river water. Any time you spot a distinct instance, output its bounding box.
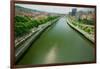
[17,17,95,65]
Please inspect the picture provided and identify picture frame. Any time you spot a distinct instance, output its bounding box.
[11,0,96,68]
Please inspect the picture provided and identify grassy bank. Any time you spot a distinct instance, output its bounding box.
[67,16,95,43]
[68,16,94,37]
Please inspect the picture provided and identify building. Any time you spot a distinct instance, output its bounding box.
[71,8,77,16]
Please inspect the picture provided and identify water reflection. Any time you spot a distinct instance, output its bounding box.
[44,43,58,63]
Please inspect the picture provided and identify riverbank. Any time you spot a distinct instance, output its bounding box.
[15,17,60,62]
[66,17,94,43]
[17,17,95,65]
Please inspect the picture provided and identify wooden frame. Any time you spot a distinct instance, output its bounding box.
[11,0,96,68]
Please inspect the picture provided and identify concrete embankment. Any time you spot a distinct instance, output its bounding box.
[15,18,60,62]
[66,18,94,43]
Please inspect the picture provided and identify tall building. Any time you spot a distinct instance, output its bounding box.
[71,8,77,16]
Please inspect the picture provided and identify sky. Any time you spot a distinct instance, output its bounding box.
[15,3,95,14]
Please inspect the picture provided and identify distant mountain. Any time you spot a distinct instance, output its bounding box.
[15,5,60,17]
[15,5,42,13]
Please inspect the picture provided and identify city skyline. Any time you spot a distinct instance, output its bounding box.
[15,3,94,14]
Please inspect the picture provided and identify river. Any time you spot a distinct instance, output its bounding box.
[17,17,95,65]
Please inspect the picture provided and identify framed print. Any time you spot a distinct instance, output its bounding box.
[11,0,96,68]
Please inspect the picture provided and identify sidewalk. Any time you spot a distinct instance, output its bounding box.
[66,18,94,43]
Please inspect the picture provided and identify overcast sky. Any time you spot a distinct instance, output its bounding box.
[15,3,94,14]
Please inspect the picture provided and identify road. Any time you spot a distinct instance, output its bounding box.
[17,17,95,65]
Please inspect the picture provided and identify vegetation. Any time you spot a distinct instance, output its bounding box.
[69,16,94,35]
[78,18,94,25]
[15,15,58,38]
